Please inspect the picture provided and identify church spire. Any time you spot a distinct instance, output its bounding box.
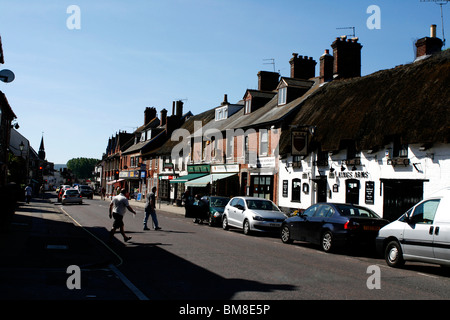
[38,134,46,160]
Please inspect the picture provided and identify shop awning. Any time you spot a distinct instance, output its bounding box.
[107,179,124,185]
[169,173,208,184]
[185,173,237,187]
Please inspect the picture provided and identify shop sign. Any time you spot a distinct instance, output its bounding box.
[249,157,275,168]
[337,171,369,179]
[211,164,239,173]
[187,164,210,173]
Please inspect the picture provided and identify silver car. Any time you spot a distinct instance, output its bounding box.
[222,197,286,235]
[61,188,83,205]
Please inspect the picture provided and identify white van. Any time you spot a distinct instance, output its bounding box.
[376,187,450,268]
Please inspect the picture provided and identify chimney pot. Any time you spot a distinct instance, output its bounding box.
[430,24,437,38]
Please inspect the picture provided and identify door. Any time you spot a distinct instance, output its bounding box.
[383,180,423,221]
[430,199,450,261]
[402,199,439,260]
[291,204,319,241]
[226,198,239,226]
[346,179,360,204]
[307,204,335,243]
[316,177,327,203]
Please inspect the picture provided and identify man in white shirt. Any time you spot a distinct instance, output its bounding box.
[109,188,136,242]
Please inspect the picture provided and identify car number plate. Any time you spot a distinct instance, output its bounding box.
[363,226,380,231]
[270,223,280,227]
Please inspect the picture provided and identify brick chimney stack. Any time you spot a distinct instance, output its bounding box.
[257,71,280,91]
[415,24,443,59]
[160,108,167,127]
[319,49,334,83]
[331,36,363,79]
[144,107,157,124]
[289,53,317,79]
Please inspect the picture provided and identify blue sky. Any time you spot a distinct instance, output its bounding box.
[0,0,447,164]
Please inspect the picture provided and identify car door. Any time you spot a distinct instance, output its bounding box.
[307,204,335,243]
[430,197,450,262]
[234,198,246,227]
[402,199,439,260]
[291,204,319,241]
[226,198,239,226]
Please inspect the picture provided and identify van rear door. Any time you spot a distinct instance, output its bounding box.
[431,196,450,262]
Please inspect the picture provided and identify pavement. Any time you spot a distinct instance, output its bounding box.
[0,193,186,300]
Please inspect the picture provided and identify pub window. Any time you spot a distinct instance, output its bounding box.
[292,178,301,202]
[346,141,360,160]
[393,137,408,158]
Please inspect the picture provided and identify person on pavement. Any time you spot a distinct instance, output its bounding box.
[109,188,136,242]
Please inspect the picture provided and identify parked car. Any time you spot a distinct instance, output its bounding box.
[205,196,230,226]
[222,197,286,235]
[79,185,94,199]
[61,188,83,205]
[376,187,450,268]
[281,203,389,252]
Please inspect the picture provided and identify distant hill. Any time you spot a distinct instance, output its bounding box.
[54,164,67,171]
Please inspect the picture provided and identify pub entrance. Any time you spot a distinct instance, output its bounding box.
[382,179,424,221]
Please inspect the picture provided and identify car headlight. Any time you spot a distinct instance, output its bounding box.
[253,215,264,221]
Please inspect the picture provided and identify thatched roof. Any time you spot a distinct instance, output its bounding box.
[279,49,450,155]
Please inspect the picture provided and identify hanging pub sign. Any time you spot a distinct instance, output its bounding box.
[291,131,308,156]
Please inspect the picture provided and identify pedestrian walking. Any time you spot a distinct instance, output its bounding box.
[143,186,161,230]
[109,188,136,242]
[24,185,32,204]
[101,187,106,200]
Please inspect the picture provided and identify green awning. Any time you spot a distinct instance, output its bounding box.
[169,173,208,184]
[185,173,237,187]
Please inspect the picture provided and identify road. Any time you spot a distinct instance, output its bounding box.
[58,197,450,301]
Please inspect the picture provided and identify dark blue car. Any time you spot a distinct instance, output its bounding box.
[281,203,389,252]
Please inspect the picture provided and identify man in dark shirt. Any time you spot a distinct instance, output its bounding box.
[144,187,161,230]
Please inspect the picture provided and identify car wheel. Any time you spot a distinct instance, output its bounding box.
[321,231,334,252]
[243,219,251,235]
[281,225,293,244]
[222,215,229,230]
[385,240,405,268]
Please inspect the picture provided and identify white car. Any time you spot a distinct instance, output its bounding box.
[222,197,286,235]
[61,188,83,205]
[376,187,450,268]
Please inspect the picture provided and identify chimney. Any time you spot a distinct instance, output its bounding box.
[289,53,317,79]
[257,71,280,91]
[144,107,157,124]
[331,36,363,79]
[415,25,443,59]
[320,49,334,83]
[175,100,183,117]
[160,108,167,127]
[221,94,228,106]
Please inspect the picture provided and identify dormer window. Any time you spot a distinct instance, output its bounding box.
[245,99,252,114]
[278,87,287,105]
[215,106,228,121]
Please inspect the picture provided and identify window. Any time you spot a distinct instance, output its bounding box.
[226,134,234,159]
[291,178,301,202]
[245,99,252,114]
[393,137,408,158]
[260,130,268,156]
[410,199,440,224]
[278,87,287,105]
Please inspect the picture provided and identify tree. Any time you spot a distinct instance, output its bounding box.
[66,158,99,180]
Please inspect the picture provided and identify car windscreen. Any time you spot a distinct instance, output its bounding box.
[335,204,380,218]
[246,199,280,211]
